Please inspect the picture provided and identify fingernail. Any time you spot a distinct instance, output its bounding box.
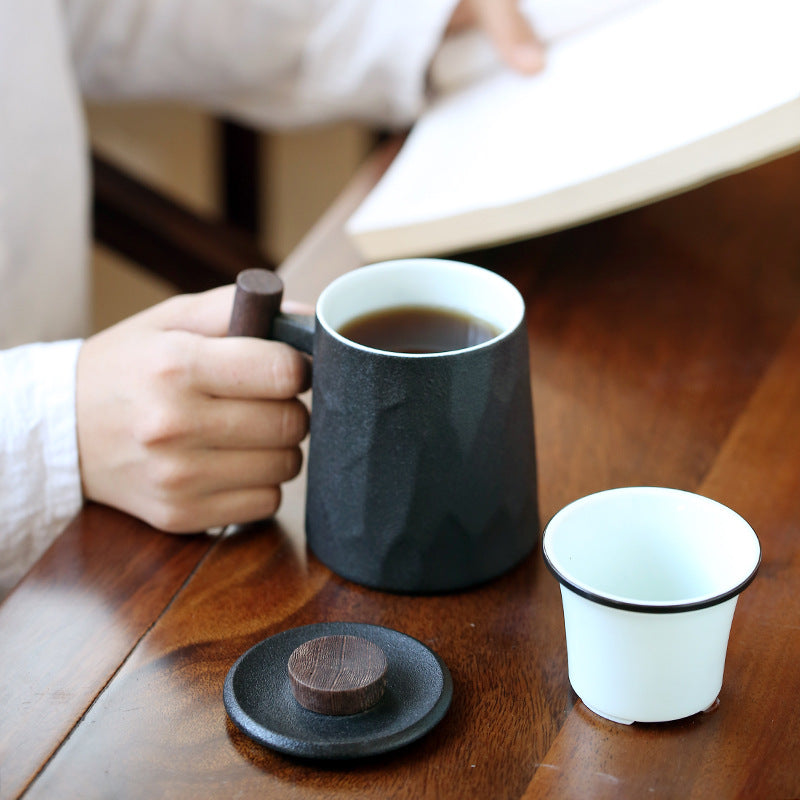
[513,43,545,74]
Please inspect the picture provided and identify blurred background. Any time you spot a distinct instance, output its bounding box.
[88,102,372,331]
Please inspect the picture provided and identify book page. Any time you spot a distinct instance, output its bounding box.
[430,0,649,93]
[347,0,800,258]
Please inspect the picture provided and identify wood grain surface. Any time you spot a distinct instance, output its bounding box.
[0,507,214,799]
[287,634,389,715]
[2,148,799,800]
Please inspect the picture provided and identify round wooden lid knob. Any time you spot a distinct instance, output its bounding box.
[288,635,389,716]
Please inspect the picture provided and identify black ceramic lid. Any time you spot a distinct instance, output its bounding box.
[223,622,452,759]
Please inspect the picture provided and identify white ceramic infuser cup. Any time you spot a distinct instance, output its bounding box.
[542,487,761,725]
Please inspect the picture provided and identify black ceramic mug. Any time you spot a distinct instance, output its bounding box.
[230,258,539,593]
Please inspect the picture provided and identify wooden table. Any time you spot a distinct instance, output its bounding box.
[2,145,800,800]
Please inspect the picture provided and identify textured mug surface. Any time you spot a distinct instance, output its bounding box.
[304,259,539,593]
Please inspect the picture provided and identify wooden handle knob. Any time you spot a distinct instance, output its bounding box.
[228,268,284,338]
[288,635,388,716]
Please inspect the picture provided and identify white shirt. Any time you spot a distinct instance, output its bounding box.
[0,0,458,597]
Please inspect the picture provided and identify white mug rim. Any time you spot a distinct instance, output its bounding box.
[315,258,525,358]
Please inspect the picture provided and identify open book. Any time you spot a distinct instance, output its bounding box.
[346,0,800,261]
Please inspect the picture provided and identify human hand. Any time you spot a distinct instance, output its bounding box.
[448,0,545,74]
[76,285,311,532]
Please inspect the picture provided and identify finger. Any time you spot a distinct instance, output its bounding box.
[281,299,315,316]
[149,446,303,500]
[145,285,236,337]
[198,447,305,492]
[447,0,474,33]
[150,486,285,533]
[477,0,545,74]
[191,336,311,399]
[190,396,309,450]
[146,285,314,338]
[202,486,285,529]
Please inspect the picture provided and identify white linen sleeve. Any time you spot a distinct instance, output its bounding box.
[64,0,460,128]
[0,340,84,598]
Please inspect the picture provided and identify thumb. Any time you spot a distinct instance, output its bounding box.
[476,0,545,74]
[140,284,313,340]
[145,285,237,338]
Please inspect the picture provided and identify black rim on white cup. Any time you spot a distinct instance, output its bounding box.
[542,487,761,614]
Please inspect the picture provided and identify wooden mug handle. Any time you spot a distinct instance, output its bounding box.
[228,268,284,338]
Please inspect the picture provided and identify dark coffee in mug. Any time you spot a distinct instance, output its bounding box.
[338,305,501,354]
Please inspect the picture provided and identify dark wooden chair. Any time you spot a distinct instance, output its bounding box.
[91,120,275,294]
